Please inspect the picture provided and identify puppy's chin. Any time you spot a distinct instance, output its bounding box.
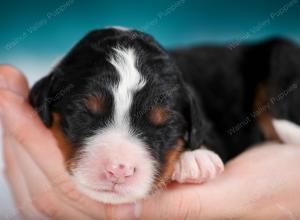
[73,181,148,204]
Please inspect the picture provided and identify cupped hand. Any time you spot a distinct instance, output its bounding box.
[1,65,300,220]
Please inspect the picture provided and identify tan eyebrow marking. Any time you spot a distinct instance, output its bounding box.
[85,95,104,113]
[149,106,169,125]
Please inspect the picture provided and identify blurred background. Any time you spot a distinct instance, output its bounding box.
[1,0,300,85]
[0,0,300,218]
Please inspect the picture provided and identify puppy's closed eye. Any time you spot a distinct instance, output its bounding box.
[149,106,169,126]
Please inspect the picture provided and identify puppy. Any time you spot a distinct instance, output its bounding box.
[29,27,300,204]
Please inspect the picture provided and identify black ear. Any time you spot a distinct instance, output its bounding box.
[29,73,56,127]
[184,85,209,150]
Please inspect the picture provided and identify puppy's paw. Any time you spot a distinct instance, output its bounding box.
[171,149,224,184]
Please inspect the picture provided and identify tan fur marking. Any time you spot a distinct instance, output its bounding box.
[85,96,104,113]
[149,106,169,126]
[50,113,74,170]
[255,84,282,142]
[154,139,184,190]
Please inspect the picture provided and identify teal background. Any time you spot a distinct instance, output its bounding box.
[1,0,300,84]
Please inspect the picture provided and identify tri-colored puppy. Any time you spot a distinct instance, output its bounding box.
[29,27,300,204]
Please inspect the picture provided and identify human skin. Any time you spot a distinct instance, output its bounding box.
[1,64,300,220]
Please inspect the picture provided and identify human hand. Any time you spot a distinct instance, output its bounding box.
[1,65,300,220]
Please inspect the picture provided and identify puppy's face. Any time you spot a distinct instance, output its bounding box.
[30,28,205,204]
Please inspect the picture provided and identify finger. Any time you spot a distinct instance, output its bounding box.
[0,89,68,182]
[11,137,95,220]
[3,133,48,220]
[0,64,29,97]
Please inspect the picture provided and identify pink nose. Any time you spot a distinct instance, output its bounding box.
[104,163,136,183]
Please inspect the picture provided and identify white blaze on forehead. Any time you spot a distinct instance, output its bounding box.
[109,47,146,126]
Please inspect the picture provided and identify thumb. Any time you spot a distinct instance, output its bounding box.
[0,64,29,97]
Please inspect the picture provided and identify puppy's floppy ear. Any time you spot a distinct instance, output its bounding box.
[29,73,56,127]
[184,85,209,150]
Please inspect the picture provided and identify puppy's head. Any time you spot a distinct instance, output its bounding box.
[29,28,207,204]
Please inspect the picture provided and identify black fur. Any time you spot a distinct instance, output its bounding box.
[170,37,300,160]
